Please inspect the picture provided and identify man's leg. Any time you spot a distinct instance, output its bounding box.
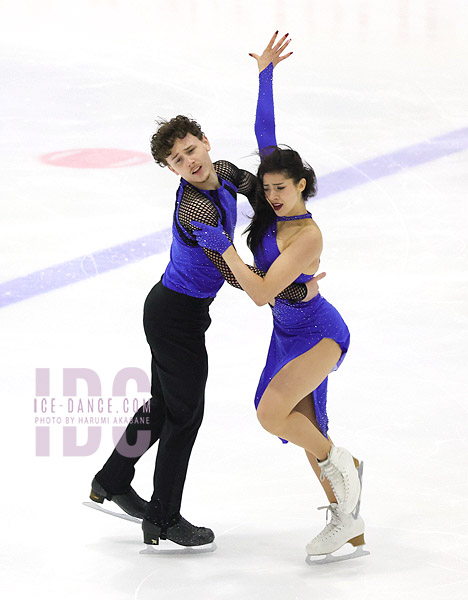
[140,282,215,546]
[141,331,215,546]
[94,355,165,494]
[90,281,170,517]
[145,330,208,525]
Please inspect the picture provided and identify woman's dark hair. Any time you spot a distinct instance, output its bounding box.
[245,146,317,251]
[151,115,204,167]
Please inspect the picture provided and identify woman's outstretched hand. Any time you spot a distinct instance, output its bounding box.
[249,31,292,73]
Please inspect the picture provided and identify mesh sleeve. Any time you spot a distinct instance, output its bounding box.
[204,247,307,301]
[214,160,259,209]
[178,185,219,230]
[178,183,307,301]
[177,186,254,288]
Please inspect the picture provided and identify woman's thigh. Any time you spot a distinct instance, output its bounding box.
[258,338,342,420]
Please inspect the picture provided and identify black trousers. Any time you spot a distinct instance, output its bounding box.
[95,280,213,525]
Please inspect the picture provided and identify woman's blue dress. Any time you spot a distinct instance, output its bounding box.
[252,63,350,439]
[253,218,350,438]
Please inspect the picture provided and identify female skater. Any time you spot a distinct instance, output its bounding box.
[192,33,367,560]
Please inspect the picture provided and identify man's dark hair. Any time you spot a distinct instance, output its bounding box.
[150,115,204,167]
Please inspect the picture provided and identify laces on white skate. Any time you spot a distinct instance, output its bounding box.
[306,503,370,565]
[319,467,349,509]
[317,446,361,515]
[315,505,341,537]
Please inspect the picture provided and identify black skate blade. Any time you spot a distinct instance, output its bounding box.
[306,545,370,565]
[83,501,142,524]
[140,541,217,555]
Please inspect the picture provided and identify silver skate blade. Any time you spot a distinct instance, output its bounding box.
[140,542,217,555]
[83,501,142,524]
[306,545,370,565]
[351,461,364,520]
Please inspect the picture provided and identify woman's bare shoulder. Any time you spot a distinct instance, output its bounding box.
[298,219,322,242]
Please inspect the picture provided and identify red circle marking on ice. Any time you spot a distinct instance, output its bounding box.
[40,148,152,169]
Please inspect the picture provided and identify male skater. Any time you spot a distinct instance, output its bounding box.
[90,33,318,547]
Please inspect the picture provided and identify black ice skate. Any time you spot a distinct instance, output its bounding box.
[142,515,215,548]
[88,477,148,519]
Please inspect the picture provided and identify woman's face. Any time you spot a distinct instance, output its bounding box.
[262,171,306,217]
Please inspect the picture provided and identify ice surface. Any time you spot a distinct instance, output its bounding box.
[1,1,467,599]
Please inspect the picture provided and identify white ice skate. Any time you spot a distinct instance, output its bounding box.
[306,504,370,565]
[317,446,361,515]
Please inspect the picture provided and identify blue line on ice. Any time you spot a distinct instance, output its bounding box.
[1,126,467,308]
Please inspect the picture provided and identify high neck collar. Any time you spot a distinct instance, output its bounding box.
[276,212,312,222]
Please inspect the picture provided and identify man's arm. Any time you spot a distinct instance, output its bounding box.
[213,159,258,210]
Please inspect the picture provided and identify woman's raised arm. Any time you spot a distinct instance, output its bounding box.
[250,32,292,153]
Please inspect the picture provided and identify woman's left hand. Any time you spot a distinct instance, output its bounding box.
[249,31,293,73]
[191,220,233,254]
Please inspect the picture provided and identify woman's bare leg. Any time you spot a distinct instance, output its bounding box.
[293,394,336,503]
[256,338,342,461]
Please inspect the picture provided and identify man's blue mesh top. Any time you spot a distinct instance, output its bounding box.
[161,62,307,301]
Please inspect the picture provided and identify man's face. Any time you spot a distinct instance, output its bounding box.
[166,133,214,186]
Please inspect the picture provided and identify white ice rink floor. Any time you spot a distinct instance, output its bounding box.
[1,1,468,598]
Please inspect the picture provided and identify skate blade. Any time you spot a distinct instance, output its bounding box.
[140,541,217,555]
[306,545,370,565]
[351,461,364,520]
[83,501,142,524]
